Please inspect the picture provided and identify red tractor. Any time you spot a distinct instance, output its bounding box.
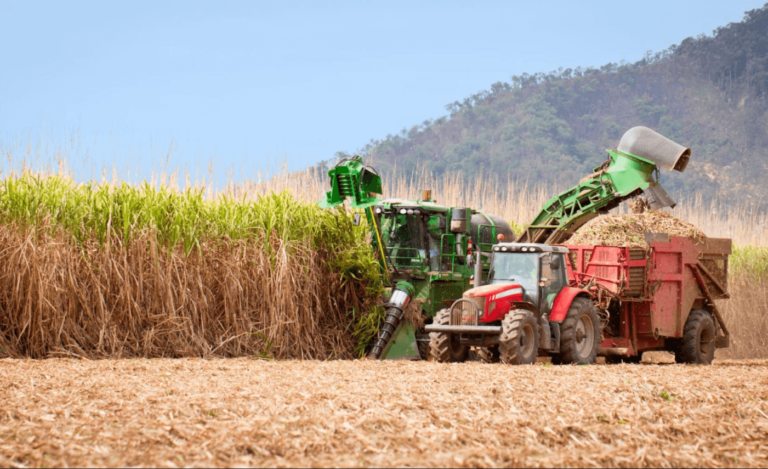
[426,236,730,365]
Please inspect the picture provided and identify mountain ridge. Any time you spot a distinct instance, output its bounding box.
[332,4,768,204]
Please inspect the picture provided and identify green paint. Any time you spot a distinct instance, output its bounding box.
[395,280,416,298]
[428,280,467,313]
[318,155,512,357]
[521,149,666,243]
[319,156,383,209]
[381,322,421,360]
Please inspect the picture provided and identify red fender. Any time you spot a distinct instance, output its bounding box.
[549,287,591,323]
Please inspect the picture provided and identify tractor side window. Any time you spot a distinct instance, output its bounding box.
[541,253,567,312]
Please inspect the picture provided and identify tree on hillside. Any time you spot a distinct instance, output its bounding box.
[331,3,768,203]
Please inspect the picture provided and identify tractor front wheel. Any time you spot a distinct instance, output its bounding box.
[675,309,716,364]
[429,309,469,363]
[554,297,600,365]
[499,310,539,365]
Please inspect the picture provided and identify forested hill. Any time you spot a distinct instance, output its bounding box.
[335,4,768,202]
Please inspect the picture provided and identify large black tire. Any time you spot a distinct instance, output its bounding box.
[429,309,469,363]
[473,346,500,363]
[416,327,430,360]
[675,309,716,364]
[499,310,539,365]
[554,297,600,365]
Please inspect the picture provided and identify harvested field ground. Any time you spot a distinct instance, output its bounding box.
[2,359,768,468]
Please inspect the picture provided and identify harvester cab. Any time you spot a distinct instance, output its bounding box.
[318,155,515,360]
[517,126,691,245]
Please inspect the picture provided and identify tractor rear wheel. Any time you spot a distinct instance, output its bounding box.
[429,309,469,363]
[675,309,716,364]
[499,310,539,365]
[554,297,600,365]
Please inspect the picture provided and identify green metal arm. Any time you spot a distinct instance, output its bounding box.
[517,149,677,245]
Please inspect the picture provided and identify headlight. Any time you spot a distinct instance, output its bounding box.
[400,209,407,214]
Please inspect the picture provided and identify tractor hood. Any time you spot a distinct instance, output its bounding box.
[464,282,524,301]
[463,282,526,323]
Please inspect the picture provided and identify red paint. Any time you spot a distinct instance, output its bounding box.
[481,298,512,323]
[464,282,520,298]
[549,287,589,322]
[464,282,524,323]
[560,244,647,294]
[482,285,524,322]
[561,236,731,355]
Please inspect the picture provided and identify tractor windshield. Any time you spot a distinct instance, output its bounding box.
[489,252,539,303]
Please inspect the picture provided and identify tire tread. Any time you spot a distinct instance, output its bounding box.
[429,309,468,362]
[557,297,600,365]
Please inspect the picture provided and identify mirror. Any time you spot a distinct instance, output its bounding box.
[353,213,361,226]
[550,255,562,270]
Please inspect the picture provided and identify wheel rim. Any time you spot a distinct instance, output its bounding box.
[699,325,714,358]
[520,323,535,358]
[575,314,595,359]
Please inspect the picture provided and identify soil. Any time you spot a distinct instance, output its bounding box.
[1,358,766,467]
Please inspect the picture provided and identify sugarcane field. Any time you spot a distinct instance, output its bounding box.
[4,2,768,468]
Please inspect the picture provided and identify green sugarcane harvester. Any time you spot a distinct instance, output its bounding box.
[319,126,690,360]
[319,156,515,359]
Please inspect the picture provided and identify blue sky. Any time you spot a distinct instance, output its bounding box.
[1,0,765,183]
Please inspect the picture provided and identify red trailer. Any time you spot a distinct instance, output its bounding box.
[564,234,731,362]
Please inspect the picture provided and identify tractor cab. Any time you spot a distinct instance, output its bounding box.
[487,243,569,315]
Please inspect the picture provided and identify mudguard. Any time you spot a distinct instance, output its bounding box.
[549,287,591,323]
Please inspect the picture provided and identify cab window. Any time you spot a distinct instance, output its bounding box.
[540,253,567,312]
